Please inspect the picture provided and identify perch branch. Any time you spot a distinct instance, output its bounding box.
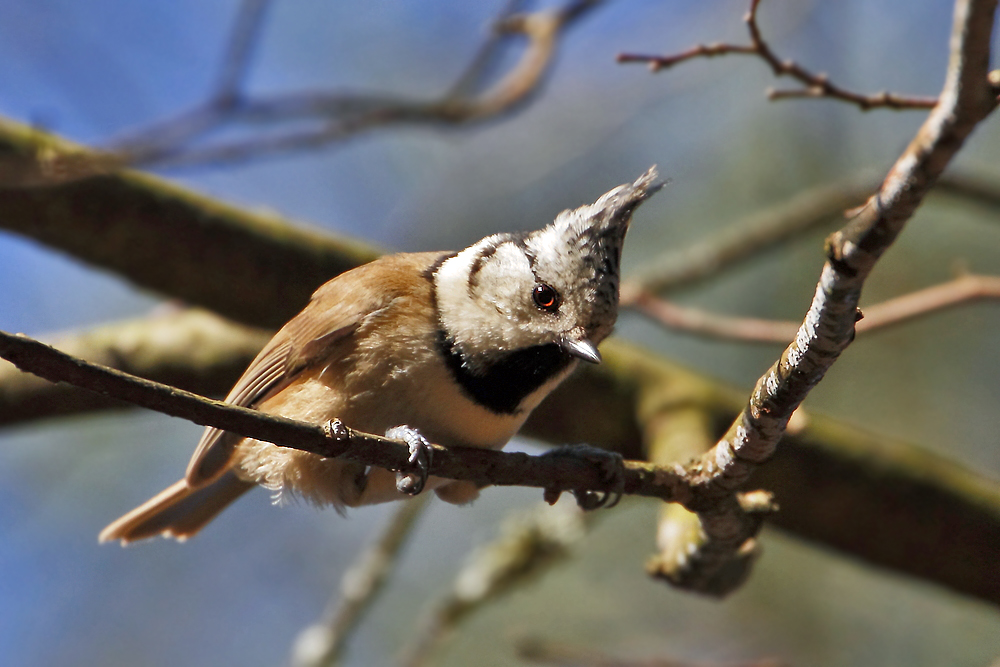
[617,0,938,111]
[2,315,1000,604]
[0,328,692,504]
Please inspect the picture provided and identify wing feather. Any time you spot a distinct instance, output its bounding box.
[184,251,448,487]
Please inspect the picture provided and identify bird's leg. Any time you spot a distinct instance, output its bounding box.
[541,444,626,510]
[385,425,434,495]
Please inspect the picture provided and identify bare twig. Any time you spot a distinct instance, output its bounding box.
[103,0,601,170]
[676,0,998,586]
[213,0,273,106]
[290,494,431,667]
[617,0,938,111]
[629,273,1000,344]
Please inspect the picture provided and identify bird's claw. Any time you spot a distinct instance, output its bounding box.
[386,425,433,495]
[541,444,626,510]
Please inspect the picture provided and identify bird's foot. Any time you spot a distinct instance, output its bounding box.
[541,444,626,510]
[386,425,433,495]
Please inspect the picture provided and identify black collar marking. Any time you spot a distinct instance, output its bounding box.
[438,332,572,415]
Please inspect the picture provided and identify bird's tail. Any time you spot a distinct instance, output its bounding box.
[99,471,253,545]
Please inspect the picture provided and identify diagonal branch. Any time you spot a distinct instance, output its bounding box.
[290,494,431,667]
[678,0,998,586]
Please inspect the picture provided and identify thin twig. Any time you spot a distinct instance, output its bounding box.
[617,0,938,111]
[631,272,1000,345]
[518,638,787,667]
[213,0,272,105]
[290,494,431,667]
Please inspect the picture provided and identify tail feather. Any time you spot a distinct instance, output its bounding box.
[100,471,254,545]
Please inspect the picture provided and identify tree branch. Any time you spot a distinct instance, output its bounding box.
[669,0,999,588]
[0,117,380,328]
[0,328,691,504]
[617,0,938,111]
[629,273,1000,344]
[400,502,591,667]
[0,308,270,425]
[3,315,1000,604]
[290,494,431,667]
[99,0,601,170]
[619,172,877,301]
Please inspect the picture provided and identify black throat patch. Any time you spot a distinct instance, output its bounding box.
[438,331,573,415]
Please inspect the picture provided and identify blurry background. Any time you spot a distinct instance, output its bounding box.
[1,0,999,665]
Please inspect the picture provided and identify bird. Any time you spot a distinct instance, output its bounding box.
[100,167,662,544]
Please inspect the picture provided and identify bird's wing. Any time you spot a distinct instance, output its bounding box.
[184,251,449,487]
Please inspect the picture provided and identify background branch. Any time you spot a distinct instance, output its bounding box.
[617,0,938,110]
[290,494,431,667]
[630,273,1000,344]
[102,0,600,170]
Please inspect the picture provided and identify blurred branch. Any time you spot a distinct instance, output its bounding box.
[629,273,1000,344]
[213,0,273,106]
[100,0,601,170]
[669,0,998,590]
[400,502,590,667]
[517,638,787,667]
[0,116,380,328]
[290,494,431,667]
[617,0,938,111]
[0,308,269,426]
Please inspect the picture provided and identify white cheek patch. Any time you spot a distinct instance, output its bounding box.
[435,241,542,355]
[480,244,532,320]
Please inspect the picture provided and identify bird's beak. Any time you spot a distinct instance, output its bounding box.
[561,337,602,364]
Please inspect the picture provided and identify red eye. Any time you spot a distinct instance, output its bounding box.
[532,283,560,313]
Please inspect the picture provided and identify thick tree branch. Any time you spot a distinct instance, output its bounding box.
[0,117,380,328]
[0,309,270,425]
[679,0,998,587]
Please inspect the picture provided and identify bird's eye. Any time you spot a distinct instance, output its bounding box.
[532,283,560,313]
